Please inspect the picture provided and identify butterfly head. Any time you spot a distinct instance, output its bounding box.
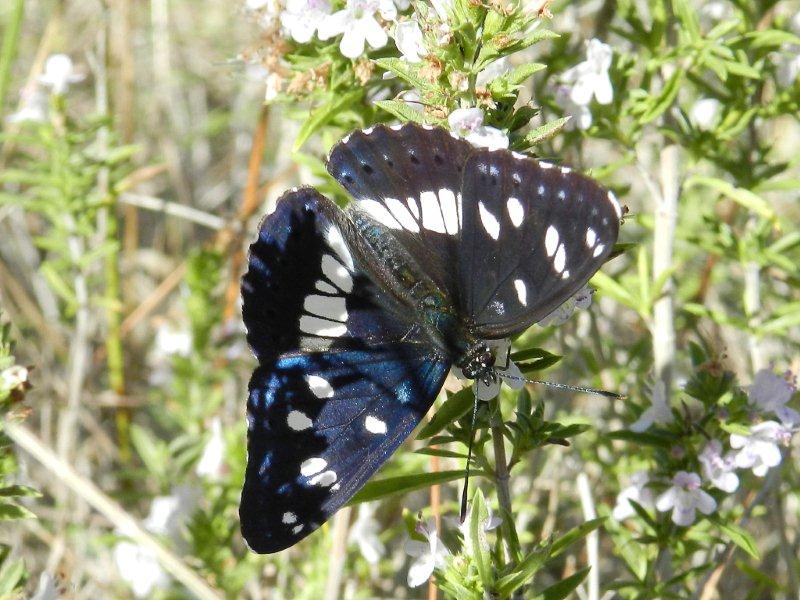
[456,341,496,387]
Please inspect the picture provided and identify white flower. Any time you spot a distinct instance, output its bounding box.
[153,323,192,357]
[656,471,717,526]
[775,51,800,88]
[447,107,509,151]
[394,19,425,63]
[748,368,798,425]
[430,0,451,21]
[31,572,60,600]
[538,284,593,327]
[698,440,739,493]
[264,71,283,102]
[38,54,84,95]
[348,502,385,564]
[143,485,199,538]
[6,87,48,124]
[404,519,449,587]
[612,471,655,520]
[1,365,29,390]
[196,417,226,480]
[689,98,722,131]
[554,85,592,130]
[318,0,395,59]
[730,420,792,477]
[476,57,511,87]
[113,541,170,598]
[560,39,613,107]
[699,1,733,23]
[630,380,673,432]
[280,0,331,44]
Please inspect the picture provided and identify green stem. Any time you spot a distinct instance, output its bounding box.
[490,402,522,564]
[0,0,24,116]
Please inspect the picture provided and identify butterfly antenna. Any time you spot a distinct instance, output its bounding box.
[460,387,481,523]
[501,373,625,399]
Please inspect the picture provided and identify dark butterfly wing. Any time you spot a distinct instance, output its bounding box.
[240,347,449,553]
[326,124,473,300]
[458,150,621,338]
[242,187,413,359]
[241,188,450,553]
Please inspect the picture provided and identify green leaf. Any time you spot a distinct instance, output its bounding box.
[548,518,605,559]
[533,567,590,600]
[0,501,36,520]
[349,470,469,504]
[0,557,26,597]
[496,549,547,597]
[470,489,494,590]
[293,89,364,151]
[375,58,438,92]
[685,176,775,220]
[374,99,427,125]
[0,485,40,499]
[501,62,546,86]
[417,387,474,439]
[713,519,760,560]
[518,117,571,147]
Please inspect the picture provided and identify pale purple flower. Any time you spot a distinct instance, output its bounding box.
[630,380,673,432]
[560,39,613,106]
[612,471,655,520]
[348,502,385,564]
[196,417,226,480]
[280,0,331,44]
[318,0,395,59]
[689,98,722,131]
[555,85,592,130]
[447,107,509,151]
[730,420,792,477]
[656,471,717,526]
[39,54,84,95]
[748,368,798,425]
[538,284,593,327]
[404,519,449,587]
[6,87,48,124]
[394,19,425,63]
[698,440,739,493]
[476,57,511,87]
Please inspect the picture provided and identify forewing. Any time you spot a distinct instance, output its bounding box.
[458,151,621,338]
[242,187,413,360]
[240,345,449,553]
[326,124,473,298]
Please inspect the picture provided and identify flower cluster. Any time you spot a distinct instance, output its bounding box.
[555,39,613,130]
[6,54,84,125]
[614,368,798,526]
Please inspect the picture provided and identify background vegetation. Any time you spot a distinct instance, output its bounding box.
[1,0,799,598]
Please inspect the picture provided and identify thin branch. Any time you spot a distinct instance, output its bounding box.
[576,473,599,600]
[6,422,223,600]
[119,192,227,230]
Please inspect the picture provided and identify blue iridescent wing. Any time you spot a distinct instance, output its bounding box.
[241,348,449,553]
[241,188,450,553]
[327,124,473,300]
[457,150,621,338]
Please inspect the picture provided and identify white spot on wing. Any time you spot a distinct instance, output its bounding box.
[315,280,338,294]
[406,196,419,218]
[537,185,545,195]
[363,126,374,135]
[560,166,572,174]
[420,190,447,233]
[385,197,420,232]
[554,244,566,273]
[539,161,554,169]
[478,202,500,240]
[288,410,313,431]
[390,124,402,131]
[506,197,524,227]
[360,199,401,230]
[325,226,354,270]
[303,294,347,322]
[585,227,597,247]
[300,457,327,476]
[545,226,559,257]
[309,470,338,487]
[306,374,334,398]
[282,511,297,524]
[513,279,527,305]
[561,270,570,279]
[438,188,460,235]
[593,243,605,257]
[299,315,347,337]
[557,189,566,200]
[365,415,387,434]
[292,524,304,534]
[321,254,353,292]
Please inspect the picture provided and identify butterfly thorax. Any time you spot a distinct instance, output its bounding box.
[455,341,496,386]
[347,210,469,358]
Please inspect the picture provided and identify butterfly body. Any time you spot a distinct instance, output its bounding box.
[240,123,622,553]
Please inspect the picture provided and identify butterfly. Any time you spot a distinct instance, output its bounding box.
[239,123,622,553]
